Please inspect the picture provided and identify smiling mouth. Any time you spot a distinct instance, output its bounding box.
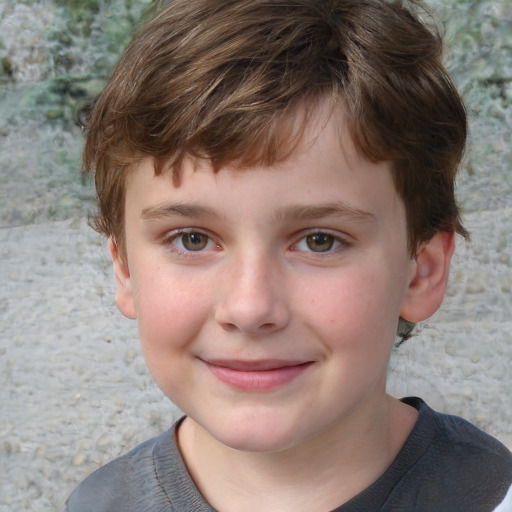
[202,359,313,391]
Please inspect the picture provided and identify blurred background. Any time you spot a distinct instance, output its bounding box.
[0,0,511,510]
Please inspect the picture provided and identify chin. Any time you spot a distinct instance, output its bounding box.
[205,413,306,454]
[218,430,297,454]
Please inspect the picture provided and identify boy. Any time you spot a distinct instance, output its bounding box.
[65,0,512,510]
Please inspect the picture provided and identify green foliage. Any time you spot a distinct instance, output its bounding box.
[53,0,101,21]
[429,0,512,211]
[0,0,510,226]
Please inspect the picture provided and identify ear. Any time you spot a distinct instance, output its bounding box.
[109,237,137,319]
[400,230,455,323]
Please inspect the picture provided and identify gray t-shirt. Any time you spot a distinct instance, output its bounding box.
[65,397,512,512]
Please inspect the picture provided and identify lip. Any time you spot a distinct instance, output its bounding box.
[202,359,313,391]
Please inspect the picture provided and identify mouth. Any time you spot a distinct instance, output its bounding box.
[201,359,313,391]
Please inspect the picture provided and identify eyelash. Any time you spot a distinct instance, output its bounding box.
[162,228,351,257]
[291,230,351,255]
[162,229,219,256]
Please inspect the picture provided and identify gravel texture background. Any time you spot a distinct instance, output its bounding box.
[0,0,511,511]
[1,211,511,511]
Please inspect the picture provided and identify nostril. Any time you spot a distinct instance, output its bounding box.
[220,322,239,332]
[221,322,275,332]
[218,320,279,334]
[214,293,290,334]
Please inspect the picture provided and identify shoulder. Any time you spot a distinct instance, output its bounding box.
[64,428,174,512]
[64,418,215,512]
[424,398,512,470]
[494,485,512,512]
[395,397,512,511]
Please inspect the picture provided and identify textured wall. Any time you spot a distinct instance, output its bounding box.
[0,1,511,510]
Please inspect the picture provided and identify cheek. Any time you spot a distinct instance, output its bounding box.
[302,265,402,344]
[132,270,214,400]
[133,268,212,354]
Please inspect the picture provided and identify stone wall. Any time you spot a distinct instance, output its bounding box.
[0,1,511,510]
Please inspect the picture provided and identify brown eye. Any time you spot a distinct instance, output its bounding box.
[305,233,335,252]
[180,232,209,251]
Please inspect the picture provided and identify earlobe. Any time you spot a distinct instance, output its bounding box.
[109,237,137,319]
[400,230,455,323]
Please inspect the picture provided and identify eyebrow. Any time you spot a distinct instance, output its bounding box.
[141,203,218,221]
[271,203,376,223]
[141,201,375,223]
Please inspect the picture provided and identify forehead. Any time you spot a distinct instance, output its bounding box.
[124,109,405,232]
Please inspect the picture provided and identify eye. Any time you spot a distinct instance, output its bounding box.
[169,231,216,252]
[305,233,335,252]
[294,232,345,253]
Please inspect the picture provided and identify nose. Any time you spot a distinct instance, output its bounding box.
[214,251,290,335]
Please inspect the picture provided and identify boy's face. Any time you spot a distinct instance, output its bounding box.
[114,112,426,453]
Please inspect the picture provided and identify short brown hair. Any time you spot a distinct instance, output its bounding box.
[83,0,467,260]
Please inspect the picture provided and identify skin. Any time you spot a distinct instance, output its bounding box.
[111,110,454,511]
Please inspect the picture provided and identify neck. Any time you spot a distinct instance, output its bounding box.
[177,394,418,512]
